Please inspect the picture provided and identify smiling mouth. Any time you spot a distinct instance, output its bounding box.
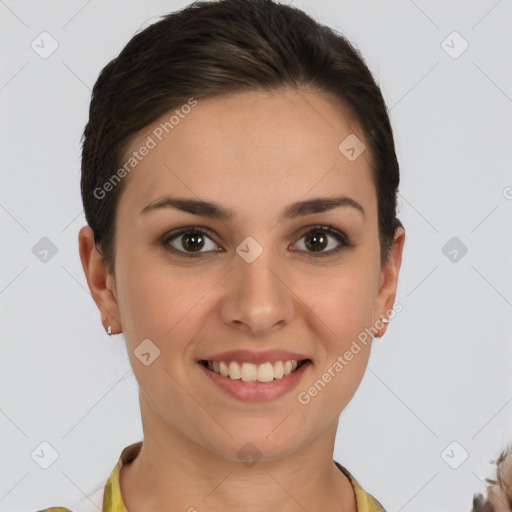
[199,359,310,383]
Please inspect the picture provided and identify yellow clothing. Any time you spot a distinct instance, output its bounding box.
[38,441,386,512]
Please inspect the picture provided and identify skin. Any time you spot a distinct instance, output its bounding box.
[79,86,405,512]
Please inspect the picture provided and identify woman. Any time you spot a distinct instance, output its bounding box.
[40,0,405,510]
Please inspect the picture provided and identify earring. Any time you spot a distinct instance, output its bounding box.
[103,316,113,336]
[375,314,389,338]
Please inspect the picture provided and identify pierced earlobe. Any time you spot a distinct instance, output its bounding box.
[103,316,115,336]
[374,313,390,338]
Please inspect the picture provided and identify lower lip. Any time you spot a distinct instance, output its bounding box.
[198,360,311,401]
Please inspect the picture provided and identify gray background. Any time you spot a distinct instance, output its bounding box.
[1,1,511,511]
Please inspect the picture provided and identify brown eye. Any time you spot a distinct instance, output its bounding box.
[162,227,220,258]
[181,232,206,252]
[293,225,350,257]
[161,224,351,259]
[304,230,329,252]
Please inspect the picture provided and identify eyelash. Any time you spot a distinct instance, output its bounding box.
[160,224,353,259]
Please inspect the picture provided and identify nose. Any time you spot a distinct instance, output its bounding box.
[219,245,295,336]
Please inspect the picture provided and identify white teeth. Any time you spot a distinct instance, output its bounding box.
[273,360,284,379]
[219,361,229,377]
[205,359,305,382]
[257,362,274,383]
[228,361,241,380]
[241,362,257,382]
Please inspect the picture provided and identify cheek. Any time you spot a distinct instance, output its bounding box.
[298,264,378,340]
[115,262,200,399]
[116,252,202,334]
[297,340,371,427]
[293,256,377,397]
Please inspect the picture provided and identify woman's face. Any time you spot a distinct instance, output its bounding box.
[81,87,404,462]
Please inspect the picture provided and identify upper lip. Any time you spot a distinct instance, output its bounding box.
[198,349,311,365]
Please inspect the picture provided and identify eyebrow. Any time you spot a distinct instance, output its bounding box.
[140,195,365,222]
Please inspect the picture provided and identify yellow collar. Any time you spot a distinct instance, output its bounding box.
[102,441,386,512]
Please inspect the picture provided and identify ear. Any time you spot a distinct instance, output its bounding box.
[78,225,122,334]
[374,225,405,335]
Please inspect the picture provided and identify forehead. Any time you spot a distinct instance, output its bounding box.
[116,87,375,222]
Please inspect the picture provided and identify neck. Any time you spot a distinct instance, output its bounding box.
[119,397,357,512]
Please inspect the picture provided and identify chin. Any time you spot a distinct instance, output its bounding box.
[211,431,306,464]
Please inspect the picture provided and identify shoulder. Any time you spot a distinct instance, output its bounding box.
[36,509,74,512]
[334,460,387,512]
[363,493,388,512]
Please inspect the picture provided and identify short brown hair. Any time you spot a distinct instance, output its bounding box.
[80,0,402,276]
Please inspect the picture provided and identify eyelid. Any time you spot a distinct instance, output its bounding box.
[160,224,352,258]
[292,224,352,257]
[160,225,221,257]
